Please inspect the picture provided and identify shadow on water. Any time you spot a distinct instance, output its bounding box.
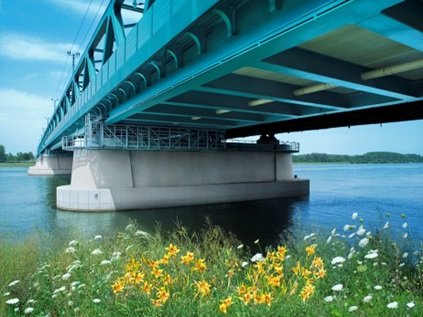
[54,196,308,248]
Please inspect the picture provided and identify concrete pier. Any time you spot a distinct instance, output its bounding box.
[28,154,72,176]
[56,148,309,211]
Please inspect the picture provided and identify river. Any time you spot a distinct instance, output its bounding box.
[1,163,422,245]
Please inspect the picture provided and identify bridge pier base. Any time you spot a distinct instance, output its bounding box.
[57,148,309,211]
[28,154,72,176]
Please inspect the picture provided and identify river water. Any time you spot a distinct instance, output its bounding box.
[1,164,422,245]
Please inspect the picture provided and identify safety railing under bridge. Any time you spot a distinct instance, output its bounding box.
[62,124,299,153]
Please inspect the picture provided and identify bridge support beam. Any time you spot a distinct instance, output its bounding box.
[28,154,72,176]
[57,148,308,211]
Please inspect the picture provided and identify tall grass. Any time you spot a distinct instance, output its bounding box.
[1,214,422,316]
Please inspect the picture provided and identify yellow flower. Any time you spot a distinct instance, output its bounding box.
[266,275,281,288]
[166,243,180,257]
[300,282,315,301]
[151,299,163,307]
[160,254,170,265]
[305,245,316,256]
[156,287,170,303]
[315,268,326,279]
[237,284,247,296]
[126,257,140,272]
[194,258,207,273]
[277,246,287,260]
[219,296,233,314]
[112,279,124,294]
[142,282,153,295]
[151,267,164,279]
[263,292,273,306]
[274,264,283,276]
[240,292,253,305]
[311,256,324,269]
[134,272,144,285]
[162,273,174,286]
[181,252,195,265]
[194,280,211,297]
[292,261,302,276]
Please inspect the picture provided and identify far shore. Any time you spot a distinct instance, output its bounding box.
[0,162,34,168]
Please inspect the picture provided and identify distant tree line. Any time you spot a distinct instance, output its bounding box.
[0,144,34,162]
[293,152,423,164]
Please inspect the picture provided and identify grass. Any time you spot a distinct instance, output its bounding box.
[0,162,35,168]
[1,215,422,316]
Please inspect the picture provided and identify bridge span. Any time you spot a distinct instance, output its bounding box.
[30,0,423,211]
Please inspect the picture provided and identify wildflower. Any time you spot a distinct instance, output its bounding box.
[352,212,358,220]
[403,232,408,239]
[324,295,334,302]
[277,245,287,259]
[363,295,373,303]
[219,296,233,314]
[344,224,353,231]
[237,244,244,249]
[356,225,366,236]
[91,248,103,255]
[125,223,134,231]
[300,282,315,301]
[254,239,260,244]
[93,299,101,304]
[383,222,390,229]
[292,261,302,276]
[402,252,408,258]
[151,267,164,279]
[68,300,74,306]
[358,238,369,248]
[181,252,195,265]
[112,280,124,294]
[24,307,34,314]
[331,284,343,292]
[305,245,316,256]
[194,280,211,297]
[165,243,180,257]
[241,261,249,268]
[326,236,332,244]
[156,287,170,303]
[143,282,153,295]
[348,233,356,239]
[331,256,346,265]
[135,230,149,236]
[266,275,281,288]
[194,258,207,273]
[348,306,358,312]
[387,301,398,309]
[53,286,66,294]
[3,292,10,296]
[407,302,415,309]
[94,235,102,240]
[303,233,316,240]
[111,251,121,261]
[68,240,78,246]
[6,298,19,305]
[373,285,382,290]
[402,222,408,229]
[101,260,111,265]
[364,251,378,259]
[8,280,20,287]
[251,253,264,263]
[62,273,71,280]
[65,247,76,254]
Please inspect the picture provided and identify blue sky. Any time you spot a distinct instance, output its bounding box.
[0,0,422,155]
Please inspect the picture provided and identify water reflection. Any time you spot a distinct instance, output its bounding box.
[54,197,306,248]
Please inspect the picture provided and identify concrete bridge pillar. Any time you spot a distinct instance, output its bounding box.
[56,148,309,211]
[28,154,72,176]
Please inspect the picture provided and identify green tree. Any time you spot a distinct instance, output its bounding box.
[0,145,6,162]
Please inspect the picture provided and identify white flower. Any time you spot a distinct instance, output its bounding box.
[8,280,20,287]
[62,273,71,280]
[134,230,149,237]
[364,252,378,259]
[331,228,336,235]
[402,252,408,258]
[358,238,369,248]
[94,235,102,240]
[68,240,78,246]
[348,233,356,239]
[331,284,343,292]
[348,306,358,312]
[254,239,260,244]
[407,301,415,309]
[77,283,86,289]
[100,260,111,266]
[403,232,408,239]
[65,247,76,254]
[331,256,346,265]
[125,224,134,231]
[241,261,249,268]
[111,251,121,261]
[68,300,74,306]
[399,262,405,267]
[344,224,352,232]
[373,285,382,290]
[6,298,19,305]
[356,226,366,236]
[91,248,103,255]
[237,244,244,249]
[352,212,358,220]
[363,295,373,303]
[387,301,398,309]
[402,222,408,229]
[92,298,101,304]
[383,222,390,229]
[326,236,332,244]
[53,286,66,294]
[251,253,264,262]
[14,308,19,312]
[303,233,315,240]
[24,307,34,314]
[324,295,334,302]
[3,292,10,296]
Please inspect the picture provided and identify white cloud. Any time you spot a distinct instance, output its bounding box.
[0,89,51,153]
[47,0,105,16]
[0,33,79,63]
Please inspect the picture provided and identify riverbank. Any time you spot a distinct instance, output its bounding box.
[1,214,421,316]
[0,162,34,168]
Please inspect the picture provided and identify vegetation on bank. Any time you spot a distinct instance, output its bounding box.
[0,162,35,168]
[293,151,423,164]
[0,144,34,164]
[1,214,422,316]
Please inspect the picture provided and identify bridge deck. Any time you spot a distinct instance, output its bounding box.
[37,0,423,156]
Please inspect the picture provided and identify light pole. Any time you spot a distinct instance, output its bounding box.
[67,50,80,71]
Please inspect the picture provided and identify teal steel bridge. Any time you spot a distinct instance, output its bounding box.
[37,0,423,156]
